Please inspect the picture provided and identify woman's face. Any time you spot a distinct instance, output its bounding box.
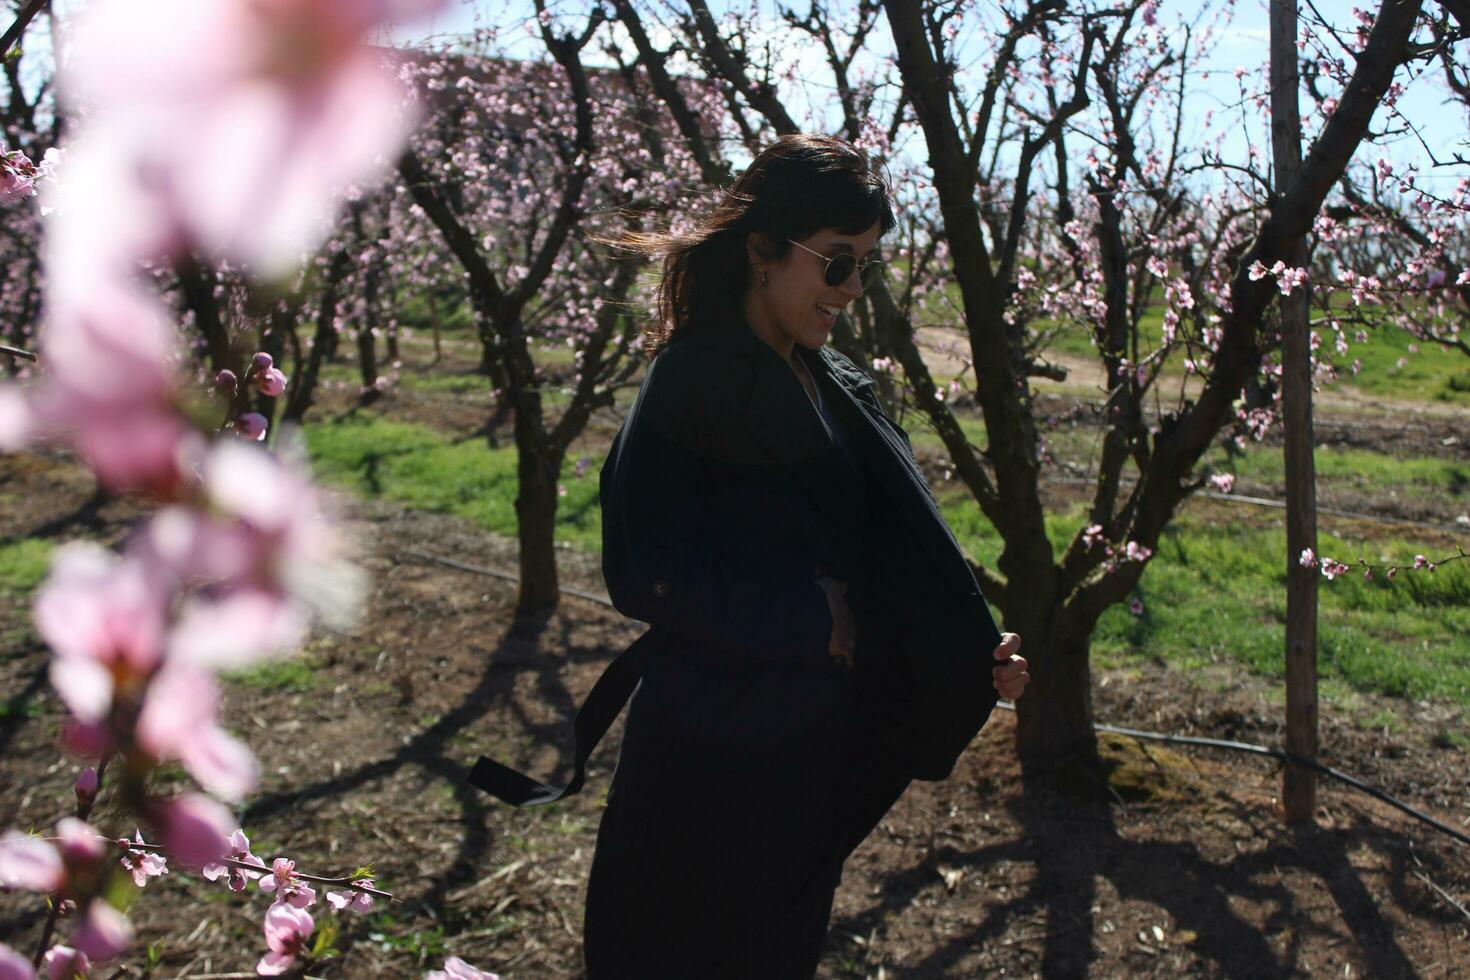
[745,221,882,359]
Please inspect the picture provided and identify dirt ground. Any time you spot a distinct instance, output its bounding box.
[2,434,1468,978]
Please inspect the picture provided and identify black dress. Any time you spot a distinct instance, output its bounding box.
[583,323,922,979]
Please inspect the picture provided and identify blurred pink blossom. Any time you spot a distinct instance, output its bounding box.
[58,0,441,279]
[1298,548,1317,569]
[158,794,233,868]
[55,819,107,868]
[74,767,99,807]
[0,831,64,892]
[235,412,269,441]
[72,901,132,962]
[35,544,169,724]
[1128,597,1144,617]
[425,958,501,980]
[0,945,32,980]
[135,666,258,800]
[257,367,289,397]
[30,284,200,495]
[257,903,315,976]
[1209,473,1235,493]
[41,946,89,980]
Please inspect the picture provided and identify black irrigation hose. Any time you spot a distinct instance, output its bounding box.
[399,547,1470,850]
[993,701,1470,847]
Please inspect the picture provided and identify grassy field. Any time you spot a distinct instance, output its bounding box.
[300,410,1470,709]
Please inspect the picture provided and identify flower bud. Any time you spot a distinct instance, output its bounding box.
[251,352,273,372]
[159,794,232,869]
[256,367,287,397]
[73,901,132,962]
[43,945,91,980]
[215,369,238,395]
[235,413,268,442]
[74,767,99,807]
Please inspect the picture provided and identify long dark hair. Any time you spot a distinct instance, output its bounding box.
[617,134,896,357]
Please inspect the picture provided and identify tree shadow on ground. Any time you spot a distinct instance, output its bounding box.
[828,770,1445,978]
[241,600,619,964]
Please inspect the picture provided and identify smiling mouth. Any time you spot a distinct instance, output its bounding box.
[816,303,842,319]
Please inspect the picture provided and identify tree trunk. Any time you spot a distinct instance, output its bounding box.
[1013,609,1098,772]
[282,248,351,425]
[1272,0,1319,824]
[512,431,564,616]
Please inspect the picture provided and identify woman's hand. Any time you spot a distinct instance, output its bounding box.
[992,632,1028,700]
[815,575,857,669]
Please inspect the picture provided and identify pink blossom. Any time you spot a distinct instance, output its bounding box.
[1319,558,1349,580]
[203,829,263,892]
[235,412,269,441]
[58,0,439,279]
[34,544,169,724]
[260,857,317,908]
[158,794,233,868]
[74,767,99,807]
[327,879,375,912]
[1413,554,1429,569]
[55,819,107,868]
[1209,473,1235,493]
[252,352,274,373]
[30,284,200,495]
[257,903,315,975]
[1081,524,1105,551]
[256,367,288,397]
[72,901,132,962]
[425,958,501,980]
[0,831,64,892]
[1298,548,1317,569]
[41,946,88,980]
[135,665,258,800]
[118,831,168,888]
[0,149,37,203]
[0,944,34,980]
[1124,541,1153,563]
[215,369,239,395]
[1128,597,1144,617]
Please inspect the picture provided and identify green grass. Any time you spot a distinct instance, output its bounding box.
[225,655,323,693]
[302,409,1470,708]
[0,538,53,594]
[937,487,1470,705]
[302,414,603,550]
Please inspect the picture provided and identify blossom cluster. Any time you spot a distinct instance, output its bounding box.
[0,0,504,975]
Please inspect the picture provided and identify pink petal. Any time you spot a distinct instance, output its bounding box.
[0,832,64,892]
[0,945,33,980]
[256,950,296,976]
[134,666,218,759]
[72,902,133,961]
[159,794,233,869]
[180,725,259,801]
[41,946,88,980]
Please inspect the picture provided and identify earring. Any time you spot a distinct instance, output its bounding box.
[760,270,769,286]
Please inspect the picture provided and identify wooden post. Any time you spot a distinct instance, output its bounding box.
[1271,0,1319,824]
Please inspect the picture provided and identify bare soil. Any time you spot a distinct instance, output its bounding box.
[2,436,1468,978]
[3,330,1469,977]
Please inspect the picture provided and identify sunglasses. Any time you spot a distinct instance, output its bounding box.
[787,239,884,287]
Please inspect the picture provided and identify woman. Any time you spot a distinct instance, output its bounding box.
[581,134,1030,978]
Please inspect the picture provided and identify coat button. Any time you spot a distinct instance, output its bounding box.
[652,580,671,598]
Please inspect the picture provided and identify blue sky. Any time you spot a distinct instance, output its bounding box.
[385,0,1467,187]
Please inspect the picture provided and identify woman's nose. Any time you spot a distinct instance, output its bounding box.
[838,271,864,300]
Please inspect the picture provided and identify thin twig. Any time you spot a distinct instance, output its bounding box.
[0,0,48,56]
[0,342,36,361]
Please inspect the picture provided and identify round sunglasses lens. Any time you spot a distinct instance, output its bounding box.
[825,254,856,287]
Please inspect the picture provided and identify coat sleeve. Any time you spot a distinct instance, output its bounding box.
[600,353,836,672]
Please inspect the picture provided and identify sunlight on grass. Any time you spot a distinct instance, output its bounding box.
[937,488,1470,706]
[302,414,603,550]
[0,538,53,594]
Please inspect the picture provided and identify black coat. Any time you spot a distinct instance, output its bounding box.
[583,315,1001,978]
